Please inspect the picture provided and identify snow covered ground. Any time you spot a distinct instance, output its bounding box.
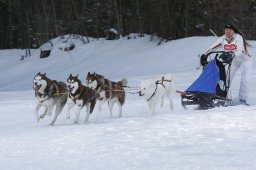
[1,35,256,170]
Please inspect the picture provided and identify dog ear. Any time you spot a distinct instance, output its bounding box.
[76,74,79,78]
[43,73,46,76]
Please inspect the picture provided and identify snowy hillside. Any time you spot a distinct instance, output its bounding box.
[0,35,224,91]
[1,35,256,170]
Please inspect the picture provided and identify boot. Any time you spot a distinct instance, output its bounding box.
[239,99,250,106]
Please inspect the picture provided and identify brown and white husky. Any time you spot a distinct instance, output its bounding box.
[33,72,68,125]
[86,72,127,118]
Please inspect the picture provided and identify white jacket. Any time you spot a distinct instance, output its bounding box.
[207,33,253,101]
[207,33,249,62]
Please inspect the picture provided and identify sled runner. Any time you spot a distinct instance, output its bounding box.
[177,51,234,110]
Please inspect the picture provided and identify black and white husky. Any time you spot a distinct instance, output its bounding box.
[66,74,96,123]
[86,72,128,118]
[33,72,68,125]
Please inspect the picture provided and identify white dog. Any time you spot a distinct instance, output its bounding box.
[139,74,175,115]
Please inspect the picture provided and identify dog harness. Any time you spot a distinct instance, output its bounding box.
[147,78,172,101]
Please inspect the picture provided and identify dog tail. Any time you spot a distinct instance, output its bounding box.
[118,78,128,87]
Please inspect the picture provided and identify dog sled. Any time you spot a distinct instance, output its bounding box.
[177,51,234,110]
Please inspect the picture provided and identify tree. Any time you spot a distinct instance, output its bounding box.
[0,0,256,49]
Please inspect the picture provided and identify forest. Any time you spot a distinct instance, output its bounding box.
[0,0,256,49]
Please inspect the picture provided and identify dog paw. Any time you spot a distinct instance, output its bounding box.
[39,114,45,119]
[36,116,40,122]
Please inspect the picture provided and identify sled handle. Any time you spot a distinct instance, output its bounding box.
[176,90,186,94]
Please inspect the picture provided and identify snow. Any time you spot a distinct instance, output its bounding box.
[0,35,256,170]
[109,28,118,34]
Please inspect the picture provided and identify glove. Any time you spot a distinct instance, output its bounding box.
[200,54,208,66]
[219,52,234,63]
[225,52,234,62]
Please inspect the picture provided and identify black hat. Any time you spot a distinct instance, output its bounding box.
[224,24,236,32]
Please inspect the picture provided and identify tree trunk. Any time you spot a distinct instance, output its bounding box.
[113,0,123,38]
[136,0,143,37]
[51,0,59,37]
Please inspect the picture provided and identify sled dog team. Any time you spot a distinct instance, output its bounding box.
[33,72,175,125]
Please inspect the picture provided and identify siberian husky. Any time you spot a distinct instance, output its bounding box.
[66,74,96,123]
[33,72,68,125]
[139,74,175,115]
[86,72,127,118]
